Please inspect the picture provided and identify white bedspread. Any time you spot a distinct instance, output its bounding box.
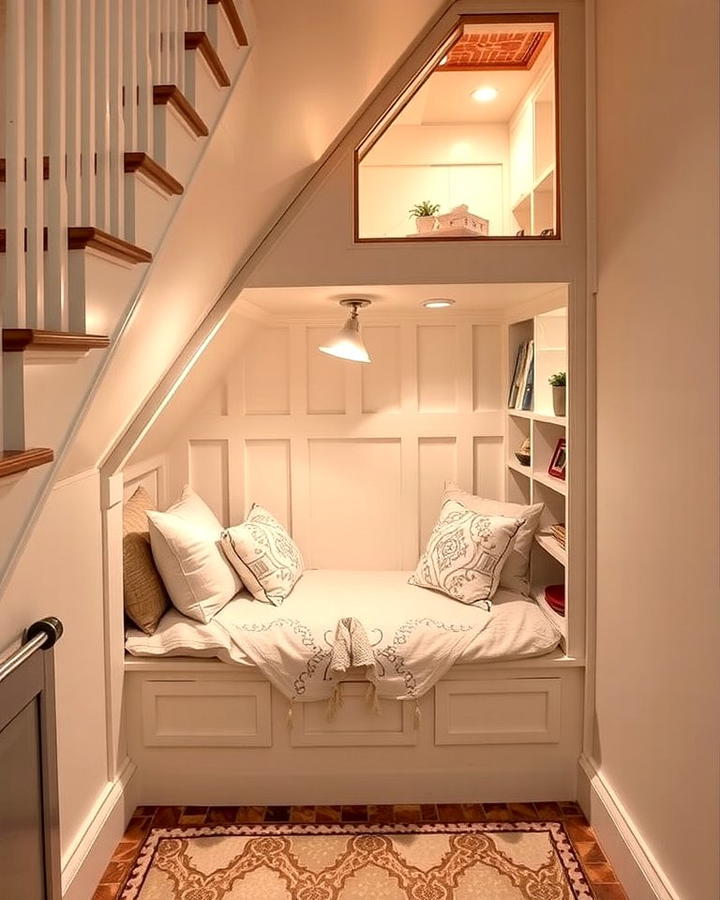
[126,571,562,681]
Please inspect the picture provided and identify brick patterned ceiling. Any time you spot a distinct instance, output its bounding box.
[438,31,550,71]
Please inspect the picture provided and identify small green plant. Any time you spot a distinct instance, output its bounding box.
[409,201,440,219]
[548,371,566,387]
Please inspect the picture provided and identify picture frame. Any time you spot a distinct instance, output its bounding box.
[548,438,567,480]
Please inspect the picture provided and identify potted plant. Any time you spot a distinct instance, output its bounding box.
[548,371,566,416]
[409,201,440,234]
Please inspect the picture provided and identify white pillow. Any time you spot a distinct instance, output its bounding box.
[410,498,524,607]
[221,504,304,606]
[147,486,241,624]
[443,483,543,595]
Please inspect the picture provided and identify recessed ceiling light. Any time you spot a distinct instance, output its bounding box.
[438,55,449,66]
[422,298,455,309]
[471,86,498,103]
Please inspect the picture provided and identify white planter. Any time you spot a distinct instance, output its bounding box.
[552,386,566,417]
[415,216,437,234]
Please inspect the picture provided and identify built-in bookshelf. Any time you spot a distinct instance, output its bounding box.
[510,70,557,236]
[505,304,568,644]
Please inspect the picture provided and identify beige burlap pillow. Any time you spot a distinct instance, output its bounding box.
[123,486,169,634]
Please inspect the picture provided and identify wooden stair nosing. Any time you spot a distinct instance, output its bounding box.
[208,0,248,48]
[153,85,209,137]
[0,227,152,264]
[3,329,111,353]
[185,31,231,87]
[124,152,184,195]
[0,448,54,478]
[2,153,184,197]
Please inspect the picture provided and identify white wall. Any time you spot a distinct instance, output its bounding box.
[151,313,504,569]
[0,472,112,884]
[359,124,510,236]
[593,1,720,898]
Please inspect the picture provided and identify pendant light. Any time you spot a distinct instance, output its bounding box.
[318,299,372,363]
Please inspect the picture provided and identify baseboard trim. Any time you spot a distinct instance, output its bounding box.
[578,754,678,900]
[61,758,136,899]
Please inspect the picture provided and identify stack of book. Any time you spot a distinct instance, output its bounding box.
[508,340,534,410]
[550,523,566,549]
[544,584,565,616]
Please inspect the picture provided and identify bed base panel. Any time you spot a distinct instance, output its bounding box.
[125,661,583,805]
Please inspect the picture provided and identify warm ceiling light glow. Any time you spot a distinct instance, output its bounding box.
[318,300,372,363]
[471,86,498,103]
[422,298,455,309]
[438,55,449,66]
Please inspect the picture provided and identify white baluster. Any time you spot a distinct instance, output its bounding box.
[46,0,70,331]
[149,0,162,85]
[80,0,96,225]
[3,0,27,327]
[108,0,124,237]
[24,0,45,328]
[66,0,82,227]
[123,0,138,151]
[175,0,187,93]
[136,0,153,152]
[162,0,172,85]
[94,0,111,231]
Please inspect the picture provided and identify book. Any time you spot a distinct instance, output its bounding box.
[508,341,528,408]
[516,339,534,409]
[521,341,535,410]
[550,523,566,549]
[507,343,524,406]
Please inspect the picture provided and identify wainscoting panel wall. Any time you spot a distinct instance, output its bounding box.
[162,316,504,570]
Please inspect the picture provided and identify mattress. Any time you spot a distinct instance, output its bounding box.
[125,569,561,666]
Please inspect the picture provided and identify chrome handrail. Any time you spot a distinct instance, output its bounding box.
[0,617,63,684]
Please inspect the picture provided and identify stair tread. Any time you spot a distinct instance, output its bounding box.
[208,0,248,47]
[0,227,152,263]
[3,329,111,353]
[185,31,231,87]
[153,85,209,137]
[0,448,54,478]
[124,152,184,195]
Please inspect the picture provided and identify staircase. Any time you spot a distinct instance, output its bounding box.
[0,0,249,576]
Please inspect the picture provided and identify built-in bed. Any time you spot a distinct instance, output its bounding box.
[124,569,583,806]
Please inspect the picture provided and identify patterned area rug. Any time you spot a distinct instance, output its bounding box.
[121,821,593,899]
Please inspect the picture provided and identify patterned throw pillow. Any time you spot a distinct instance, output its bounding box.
[443,483,543,595]
[122,486,169,634]
[221,504,304,605]
[409,499,525,608]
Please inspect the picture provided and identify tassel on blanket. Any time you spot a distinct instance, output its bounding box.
[365,681,381,715]
[413,700,422,730]
[327,683,344,721]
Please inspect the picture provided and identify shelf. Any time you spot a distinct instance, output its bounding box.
[534,532,567,567]
[533,586,567,641]
[508,409,533,419]
[532,413,566,426]
[507,460,531,477]
[532,471,567,496]
[533,165,555,193]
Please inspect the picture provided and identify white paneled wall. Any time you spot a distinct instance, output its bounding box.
[165,316,504,570]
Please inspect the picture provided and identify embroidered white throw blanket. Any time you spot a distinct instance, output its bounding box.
[219,574,494,706]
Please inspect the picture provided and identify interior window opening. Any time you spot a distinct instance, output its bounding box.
[356,17,558,241]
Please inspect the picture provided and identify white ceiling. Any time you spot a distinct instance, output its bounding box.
[397,67,539,125]
[240,283,566,318]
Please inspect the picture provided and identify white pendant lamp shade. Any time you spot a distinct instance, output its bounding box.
[318,300,372,363]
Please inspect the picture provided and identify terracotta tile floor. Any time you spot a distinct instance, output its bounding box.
[94,802,627,899]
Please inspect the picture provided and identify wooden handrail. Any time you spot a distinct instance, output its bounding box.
[0,449,54,479]
[3,330,111,353]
